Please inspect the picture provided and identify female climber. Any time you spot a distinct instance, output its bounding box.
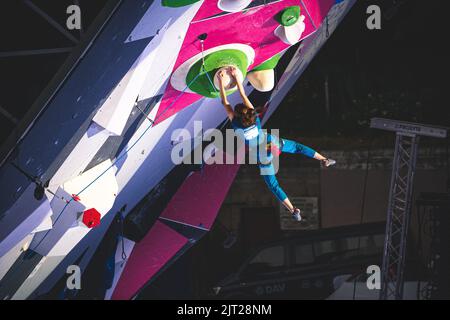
[217,66,336,221]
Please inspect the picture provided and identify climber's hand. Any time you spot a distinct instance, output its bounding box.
[217,69,227,83]
[229,66,239,79]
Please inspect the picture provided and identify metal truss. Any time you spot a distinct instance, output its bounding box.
[370,118,447,300]
[379,133,419,299]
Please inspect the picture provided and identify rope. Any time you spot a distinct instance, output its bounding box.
[134,98,154,125]
[205,69,218,94]
[200,39,207,73]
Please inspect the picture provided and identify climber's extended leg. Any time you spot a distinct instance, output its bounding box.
[260,163,302,221]
[280,138,336,167]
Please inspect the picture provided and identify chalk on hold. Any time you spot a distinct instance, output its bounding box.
[213,67,243,91]
[217,0,252,13]
[186,49,248,98]
[171,44,255,98]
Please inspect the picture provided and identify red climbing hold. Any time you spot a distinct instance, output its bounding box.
[72,194,81,202]
[82,208,101,228]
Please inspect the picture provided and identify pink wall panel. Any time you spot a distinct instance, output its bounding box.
[161,163,240,230]
[301,0,335,28]
[111,221,188,300]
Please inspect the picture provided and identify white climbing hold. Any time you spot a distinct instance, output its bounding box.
[247,69,275,92]
[275,15,306,45]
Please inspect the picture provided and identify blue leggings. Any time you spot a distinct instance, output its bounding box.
[260,137,317,202]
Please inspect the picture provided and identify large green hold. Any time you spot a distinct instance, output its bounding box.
[186,49,249,98]
[250,53,282,72]
[162,0,201,8]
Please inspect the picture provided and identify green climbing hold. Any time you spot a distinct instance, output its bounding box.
[276,6,301,27]
[186,49,249,98]
[250,53,282,72]
[162,0,201,8]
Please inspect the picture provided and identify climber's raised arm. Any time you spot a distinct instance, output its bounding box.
[217,69,234,121]
[229,66,254,110]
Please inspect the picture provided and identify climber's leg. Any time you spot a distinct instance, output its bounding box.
[280,138,336,167]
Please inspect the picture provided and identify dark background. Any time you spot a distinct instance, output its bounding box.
[0,0,107,144]
[268,0,449,139]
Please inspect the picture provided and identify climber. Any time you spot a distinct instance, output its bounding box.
[217,66,336,221]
